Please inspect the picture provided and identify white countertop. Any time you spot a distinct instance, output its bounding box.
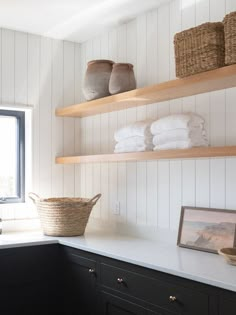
[0,227,236,293]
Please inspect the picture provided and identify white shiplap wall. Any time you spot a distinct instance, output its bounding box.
[79,0,236,231]
[0,29,81,221]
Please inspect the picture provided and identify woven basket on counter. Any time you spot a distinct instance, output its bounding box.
[29,192,101,237]
[223,11,236,65]
[174,22,225,78]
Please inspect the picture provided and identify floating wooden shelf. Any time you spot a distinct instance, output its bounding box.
[55,146,236,164]
[56,64,236,118]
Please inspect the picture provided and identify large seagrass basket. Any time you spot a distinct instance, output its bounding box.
[223,11,236,65]
[174,22,225,78]
[29,193,101,236]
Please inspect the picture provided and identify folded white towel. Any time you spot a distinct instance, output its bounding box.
[153,128,207,146]
[153,139,208,150]
[114,120,153,141]
[115,136,153,149]
[114,144,153,153]
[151,113,204,135]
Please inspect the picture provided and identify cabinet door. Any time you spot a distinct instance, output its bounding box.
[219,295,236,315]
[101,291,147,315]
[63,250,98,314]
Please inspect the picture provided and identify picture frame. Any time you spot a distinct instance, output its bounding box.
[177,206,236,254]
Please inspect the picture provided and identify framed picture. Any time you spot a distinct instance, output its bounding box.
[177,206,236,254]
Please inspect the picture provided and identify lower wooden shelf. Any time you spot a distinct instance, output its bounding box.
[55,146,236,164]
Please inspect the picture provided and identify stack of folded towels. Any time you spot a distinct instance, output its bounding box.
[114,120,153,153]
[150,113,208,150]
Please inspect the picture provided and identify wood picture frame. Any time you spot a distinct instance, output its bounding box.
[177,206,236,254]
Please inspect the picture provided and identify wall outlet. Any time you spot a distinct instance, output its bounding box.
[113,201,120,215]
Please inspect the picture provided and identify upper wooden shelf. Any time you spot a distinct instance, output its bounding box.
[56,64,236,118]
[55,146,236,164]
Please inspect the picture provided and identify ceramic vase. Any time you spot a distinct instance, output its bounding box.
[82,59,114,101]
[109,63,136,95]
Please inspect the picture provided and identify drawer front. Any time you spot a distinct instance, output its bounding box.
[63,247,97,270]
[101,263,209,315]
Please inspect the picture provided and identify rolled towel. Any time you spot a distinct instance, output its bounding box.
[153,128,207,146]
[151,113,204,135]
[115,136,153,149]
[114,144,153,153]
[114,120,153,142]
[153,139,208,150]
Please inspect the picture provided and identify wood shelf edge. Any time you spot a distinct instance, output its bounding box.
[55,146,236,164]
[55,64,236,118]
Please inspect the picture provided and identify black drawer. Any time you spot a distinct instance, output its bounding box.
[101,263,209,315]
[62,247,97,270]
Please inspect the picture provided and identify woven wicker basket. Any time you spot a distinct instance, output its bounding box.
[29,193,101,237]
[174,22,225,78]
[223,11,236,65]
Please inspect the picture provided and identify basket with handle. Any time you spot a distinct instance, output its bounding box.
[29,192,101,237]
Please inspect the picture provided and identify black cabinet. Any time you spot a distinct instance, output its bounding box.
[0,244,62,315]
[61,246,99,314]
[101,291,147,315]
[60,245,236,315]
[0,243,236,315]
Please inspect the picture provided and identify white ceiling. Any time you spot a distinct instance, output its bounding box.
[0,0,170,43]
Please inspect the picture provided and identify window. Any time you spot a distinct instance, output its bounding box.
[0,109,25,203]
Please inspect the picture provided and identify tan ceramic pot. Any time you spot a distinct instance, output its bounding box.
[109,63,136,95]
[82,59,114,101]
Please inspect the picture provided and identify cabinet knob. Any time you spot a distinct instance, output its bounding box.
[169,296,177,302]
[88,268,95,274]
[117,277,124,284]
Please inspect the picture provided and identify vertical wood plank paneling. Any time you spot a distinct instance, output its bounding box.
[116,25,127,223]
[209,0,226,152]
[109,162,118,221]
[226,88,236,145]
[137,161,147,225]
[3,0,236,230]
[136,14,147,88]
[28,34,40,200]
[181,0,196,30]
[170,0,181,79]
[15,32,28,218]
[117,161,127,222]
[157,4,170,82]
[157,160,169,228]
[196,159,210,207]
[196,0,210,24]
[74,43,81,197]
[100,163,109,221]
[39,37,52,197]
[170,160,182,230]
[2,29,14,104]
[126,161,137,224]
[182,160,196,206]
[210,159,226,209]
[126,20,137,81]
[147,10,158,85]
[226,158,236,209]
[63,41,75,197]
[126,108,137,225]
[51,39,63,197]
[209,91,226,146]
[226,0,236,12]
[92,162,101,218]
[15,32,27,105]
[146,161,157,227]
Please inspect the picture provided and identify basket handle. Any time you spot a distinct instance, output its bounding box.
[28,192,41,203]
[89,193,101,205]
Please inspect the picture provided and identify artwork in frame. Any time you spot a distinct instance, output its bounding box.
[177,206,236,254]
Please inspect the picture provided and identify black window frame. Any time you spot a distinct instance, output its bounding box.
[0,109,25,203]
